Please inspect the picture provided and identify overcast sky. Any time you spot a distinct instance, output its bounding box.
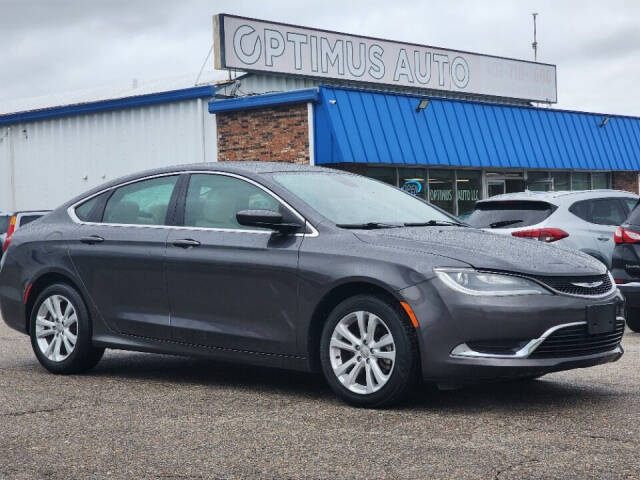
[2,0,640,115]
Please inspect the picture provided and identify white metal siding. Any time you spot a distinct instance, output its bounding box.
[0,98,216,211]
[219,73,530,105]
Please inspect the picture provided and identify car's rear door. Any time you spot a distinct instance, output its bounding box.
[570,198,628,264]
[165,172,302,354]
[613,202,640,280]
[68,174,181,340]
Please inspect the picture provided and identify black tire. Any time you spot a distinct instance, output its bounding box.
[29,283,104,374]
[319,294,419,408]
[626,307,640,333]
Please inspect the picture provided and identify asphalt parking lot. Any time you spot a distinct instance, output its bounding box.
[1,320,639,480]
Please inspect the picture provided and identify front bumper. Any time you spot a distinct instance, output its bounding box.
[400,278,625,382]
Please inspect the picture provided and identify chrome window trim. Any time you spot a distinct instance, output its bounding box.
[450,317,624,359]
[67,170,319,238]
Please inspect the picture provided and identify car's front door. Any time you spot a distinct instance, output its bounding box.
[69,174,180,339]
[165,172,303,354]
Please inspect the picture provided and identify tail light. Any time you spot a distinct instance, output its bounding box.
[2,215,17,253]
[511,228,569,243]
[614,226,640,244]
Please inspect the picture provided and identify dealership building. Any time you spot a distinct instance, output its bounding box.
[2,14,640,215]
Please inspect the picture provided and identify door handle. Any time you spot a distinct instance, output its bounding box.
[79,235,104,244]
[597,237,610,241]
[172,238,201,248]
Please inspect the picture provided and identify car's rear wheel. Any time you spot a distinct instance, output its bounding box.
[319,294,419,408]
[29,283,104,374]
[626,307,640,333]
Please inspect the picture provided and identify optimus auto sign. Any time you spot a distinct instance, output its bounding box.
[214,14,557,103]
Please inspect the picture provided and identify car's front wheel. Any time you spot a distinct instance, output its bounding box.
[319,294,419,408]
[29,283,104,374]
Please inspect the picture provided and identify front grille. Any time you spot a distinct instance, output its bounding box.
[533,274,613,296]
[529,320,625,358]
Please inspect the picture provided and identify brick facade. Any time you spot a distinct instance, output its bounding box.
[612,171,639,194]
[216,103,309,164]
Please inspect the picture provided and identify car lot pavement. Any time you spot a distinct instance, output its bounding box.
[1,318,639,479]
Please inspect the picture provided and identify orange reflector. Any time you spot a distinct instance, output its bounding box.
[400,301,419,328]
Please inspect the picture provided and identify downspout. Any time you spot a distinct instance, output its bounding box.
[197,98,206,163]
[8,126,16,211]
[307,102,315,166]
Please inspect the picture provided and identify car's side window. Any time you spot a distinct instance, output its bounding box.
[588,198,627,226]
[184,174,284,230]
[103,175,179,225]
[621,198,638,215]
[569,200,590,222]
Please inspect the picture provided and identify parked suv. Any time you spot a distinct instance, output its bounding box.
[466,190,638,267]
[1,211,50,254]
[612,201,640,332]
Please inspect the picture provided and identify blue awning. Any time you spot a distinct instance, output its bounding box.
[314,86,640,171]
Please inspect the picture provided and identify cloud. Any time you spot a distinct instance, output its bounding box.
[1,0,639,116]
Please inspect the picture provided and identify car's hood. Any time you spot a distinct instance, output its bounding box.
[354,226,606,276]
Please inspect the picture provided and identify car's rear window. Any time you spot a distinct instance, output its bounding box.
[466,201,555,229]
[18,215,42,227]
[0,215,10,234]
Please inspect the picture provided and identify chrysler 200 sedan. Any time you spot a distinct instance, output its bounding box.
[0,162,626,407]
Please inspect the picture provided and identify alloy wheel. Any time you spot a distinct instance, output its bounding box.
[34,294,78,362]
[329,310,396,394]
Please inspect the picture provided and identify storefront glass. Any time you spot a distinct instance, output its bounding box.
[365,167,396,186]
[398,168,427,199]
[428,169,454,213]
[591,172,610,189]
[456,170,482,218]
[551,172,570,191]
[572,172,590,190]
[337,166,618,216]
[527,171,551,191]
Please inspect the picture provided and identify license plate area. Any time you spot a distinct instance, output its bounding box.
[586,303,616,335]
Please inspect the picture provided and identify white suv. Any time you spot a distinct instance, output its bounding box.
[465,190,639,268]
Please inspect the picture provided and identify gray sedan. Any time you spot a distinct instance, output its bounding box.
[0,163,625,407]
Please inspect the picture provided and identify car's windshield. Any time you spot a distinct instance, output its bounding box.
[272,172,455,226]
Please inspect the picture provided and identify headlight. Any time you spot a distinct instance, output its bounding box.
[434,268,551,296]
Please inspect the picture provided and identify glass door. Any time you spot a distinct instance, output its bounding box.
[488,180,506,197]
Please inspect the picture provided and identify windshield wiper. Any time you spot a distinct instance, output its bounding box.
[336,222,402,230]
[403,220,467,227]
[487,219,523,228]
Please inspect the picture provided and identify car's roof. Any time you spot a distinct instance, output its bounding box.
[61,161,348,209]
[163,161,336,175]
[477,189,638,205]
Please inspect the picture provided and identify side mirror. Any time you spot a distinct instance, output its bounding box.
[236,209,302,234]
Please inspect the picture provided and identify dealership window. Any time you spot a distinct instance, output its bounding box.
[429,169,454,213]
[551,172,570,191]
[365,167,396,186]
[571,172,590,190]
[398,168,427,199]
[591,172,610,189]
[456,170,482,218]
[527,171,552,191]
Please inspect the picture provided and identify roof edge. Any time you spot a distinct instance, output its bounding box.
[208,88,319,114]
[0,85,217,126]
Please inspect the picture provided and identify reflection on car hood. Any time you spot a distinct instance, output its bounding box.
[355,227,606,276]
